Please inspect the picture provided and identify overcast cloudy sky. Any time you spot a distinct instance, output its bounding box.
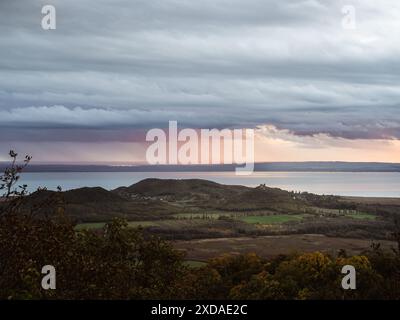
[1,0,399,163]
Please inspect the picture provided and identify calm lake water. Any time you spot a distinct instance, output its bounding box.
[19,171,400,197]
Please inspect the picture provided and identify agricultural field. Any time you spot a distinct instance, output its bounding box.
[346,213,376,220]
[183,260,207,268]
[75,222,106,230]
[76,210,377,231]
[238,214,307,224]
[74,211,392,262]
[174,234,397,261]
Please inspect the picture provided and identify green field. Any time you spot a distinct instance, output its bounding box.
[345,213,376,220]
[127,221,159,227]
[238,214,306,224]
[172,213,223,219]
[75,222,106,230]
[183,260,207,268]
[76,214,310,230]
[75,211,376,231]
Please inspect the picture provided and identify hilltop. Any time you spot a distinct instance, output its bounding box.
[114,178,246,202]
[113,178,310,212]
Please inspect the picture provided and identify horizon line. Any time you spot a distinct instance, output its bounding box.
[1,160,400,165]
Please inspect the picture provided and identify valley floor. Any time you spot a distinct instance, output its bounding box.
[174,234,397,261]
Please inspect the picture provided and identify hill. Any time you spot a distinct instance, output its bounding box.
[113,178,310,212]
[113,178,247,202]
[7,186,181,222]
[3,178,399,227]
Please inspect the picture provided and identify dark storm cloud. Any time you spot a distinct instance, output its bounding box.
[0,0,400,141]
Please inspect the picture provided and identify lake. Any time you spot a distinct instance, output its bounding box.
[18,171,400,197]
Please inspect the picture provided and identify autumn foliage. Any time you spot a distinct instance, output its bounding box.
[1,205,399,299]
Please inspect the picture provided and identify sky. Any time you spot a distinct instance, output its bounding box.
[0,0,399,164]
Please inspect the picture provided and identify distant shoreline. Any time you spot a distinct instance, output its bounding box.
[1,161,400,173]
[4,172,400,198]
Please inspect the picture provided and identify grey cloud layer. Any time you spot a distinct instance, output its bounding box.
[1,0,400,141]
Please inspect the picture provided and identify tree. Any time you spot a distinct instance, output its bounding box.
[0,150,187,299]
[0,150,31,199]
